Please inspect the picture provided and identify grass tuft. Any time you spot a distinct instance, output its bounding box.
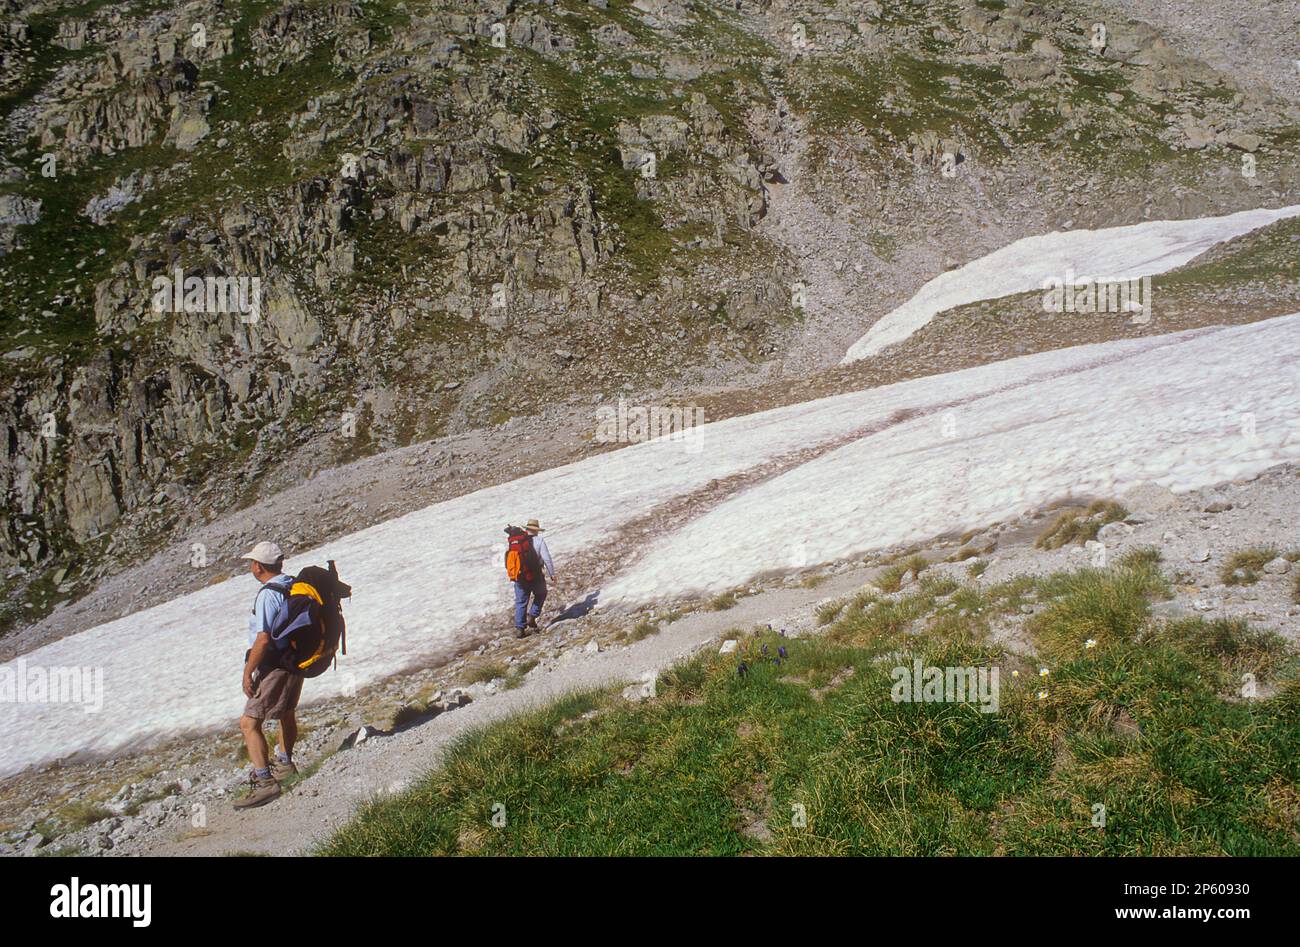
[1028,554,1168,661]
[57,800,114,830]
[815,599,845,626]
[707,589,742,611]
[626,620,661,643]
[1220,547,1279,586]
[461,661,509,686]
[1035,500,1127,550]
[875,554,930,593]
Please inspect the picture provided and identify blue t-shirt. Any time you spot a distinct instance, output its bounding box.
[247,574,294,649]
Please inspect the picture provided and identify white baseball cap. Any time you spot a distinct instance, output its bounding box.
[240,541,284,566]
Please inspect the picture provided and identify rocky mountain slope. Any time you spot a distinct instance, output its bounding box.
[2,0,1297,636]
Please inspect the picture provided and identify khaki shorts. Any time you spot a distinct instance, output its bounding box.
[243,665,304,721]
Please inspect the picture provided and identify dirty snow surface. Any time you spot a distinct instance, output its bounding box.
[3,313,1299,776]
[841,205,1300,362]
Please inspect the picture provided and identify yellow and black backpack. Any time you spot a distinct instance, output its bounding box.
[265,561,351,677]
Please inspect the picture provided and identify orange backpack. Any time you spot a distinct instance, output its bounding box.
[504,527,539,582]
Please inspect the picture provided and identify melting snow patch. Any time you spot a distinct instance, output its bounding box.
[609,314,1300,603]
[841,205,1300,362]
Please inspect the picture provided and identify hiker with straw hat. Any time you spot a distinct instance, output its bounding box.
[525,519,555,584]
[507,518,557,635]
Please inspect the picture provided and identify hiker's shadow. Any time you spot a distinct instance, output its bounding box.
[550,590,599,624]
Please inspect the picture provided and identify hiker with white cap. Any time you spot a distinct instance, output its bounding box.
[504,519,557,636]
[234,540,300,809]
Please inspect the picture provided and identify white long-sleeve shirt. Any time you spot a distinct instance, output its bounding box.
[531,534,555,580]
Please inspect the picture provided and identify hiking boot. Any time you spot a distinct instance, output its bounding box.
[232,772,281,810]
[513,626,528,638]
[270,758,298,781]
[526,615,539,630]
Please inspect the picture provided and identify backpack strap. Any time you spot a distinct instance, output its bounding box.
[259,583,290,601]
[251,578,292,612]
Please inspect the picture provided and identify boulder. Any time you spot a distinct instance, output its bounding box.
[1221,131,1261,152]
[1263,557,1292,575]
[1096,522,1132,544]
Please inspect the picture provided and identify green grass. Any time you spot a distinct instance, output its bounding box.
[1027,551,1169,662]
[321,555,1300,856]
[1220,547,1280,586]
[706,589,742,611]
[460,661,509,686]
[1035,500,1127,550]
[1145,617,1295,687]
[56,800,115,830]
[626,620,661,643]
[814,599,845,626]
[503,659,539,691]
[874,554,929,593]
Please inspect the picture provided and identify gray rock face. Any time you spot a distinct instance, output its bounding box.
[0,193,41,226]
[0,194,42,251]
[83,171,148,224]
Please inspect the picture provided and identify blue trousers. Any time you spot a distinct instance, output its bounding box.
[514,578,547,629]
